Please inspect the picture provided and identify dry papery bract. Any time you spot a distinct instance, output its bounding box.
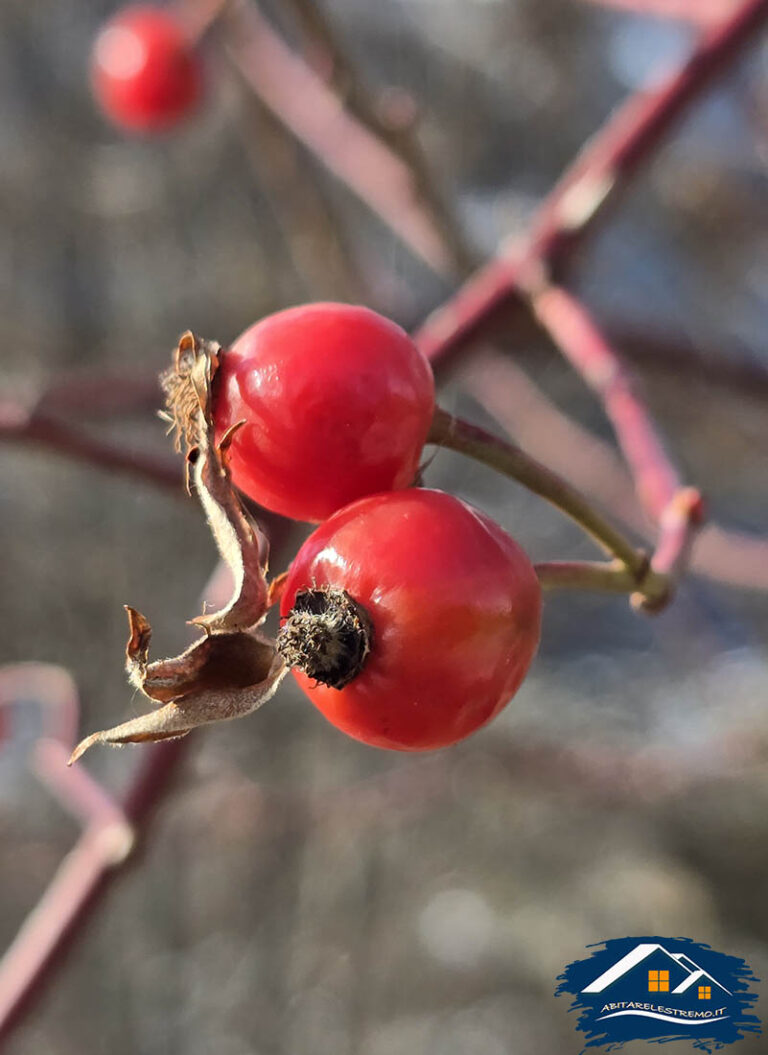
[69,333,287,764]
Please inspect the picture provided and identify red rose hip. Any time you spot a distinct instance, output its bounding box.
[212,303,435,522]
[91,5,202,133]
[278,489,542,751]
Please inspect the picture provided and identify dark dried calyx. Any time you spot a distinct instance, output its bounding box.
[277,586,373,689]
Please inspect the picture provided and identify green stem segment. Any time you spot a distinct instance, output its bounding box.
[534,561,668,607]
[428,405,672,606]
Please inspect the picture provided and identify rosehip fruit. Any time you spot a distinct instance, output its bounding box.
[278,489,541,751]
[90,5,202,133]
[212,303,435,523]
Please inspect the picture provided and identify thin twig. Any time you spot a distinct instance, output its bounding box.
[429,406,649,578]
[0,664,80,749]
[535,560,639,593]
[600,325,768,397]
[528,286,706,606]
[230,68,368,301]
[34,373,160,420]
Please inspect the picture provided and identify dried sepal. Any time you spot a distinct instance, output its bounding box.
[68,608,286,764]
[162,330,271,634]
[69,331,288,765]
[160,330,221,458]
[189,420,270,634]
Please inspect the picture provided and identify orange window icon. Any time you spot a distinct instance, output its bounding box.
[699,986,712,1000]
[648,970,670,992]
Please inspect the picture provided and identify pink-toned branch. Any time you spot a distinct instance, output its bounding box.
[530,286,681,520]
[526,286,705,606]
[0,665,80,749]
[34,372,160,420]
[0,564,235,1043]
[579,0,741,28]
[221,2,456,275]
[415,0,768,361]
[461,348,768,592]
[0,738,187,1044]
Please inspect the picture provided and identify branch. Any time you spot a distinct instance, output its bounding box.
[33,373,160,420]
[0,564,231,1042]
[415,0,768,361]
[600,325,768,397]
[461,347,768,592]
[219,2,460,276]
[280,0,476,274]
[530,285,681,520]
[578,0,741,27]
[430,406,647,573]
[0,400,181,493]
[535,560,640,593]
[0,664,126,837]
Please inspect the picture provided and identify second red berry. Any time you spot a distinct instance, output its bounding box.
[91,5,203,133]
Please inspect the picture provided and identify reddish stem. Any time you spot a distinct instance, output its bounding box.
[415,0,768,361]
[0,566,231,1042]
[580,0,741,30]
[222,3,455,275]
[530,285,681,521]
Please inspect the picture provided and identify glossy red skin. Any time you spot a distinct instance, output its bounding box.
[280,489,542,751]
[91,6,202,133]
[212,303,435,523]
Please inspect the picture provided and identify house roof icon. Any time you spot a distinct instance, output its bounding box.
[581,943,731,996]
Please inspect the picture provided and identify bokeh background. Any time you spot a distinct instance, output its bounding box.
[1,0,767,1052]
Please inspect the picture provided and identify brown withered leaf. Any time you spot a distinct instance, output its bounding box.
[69,332,285,765]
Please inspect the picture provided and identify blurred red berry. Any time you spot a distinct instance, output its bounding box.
[212,303,435,522]
[278,489,542,751]
[90,5,202,133]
